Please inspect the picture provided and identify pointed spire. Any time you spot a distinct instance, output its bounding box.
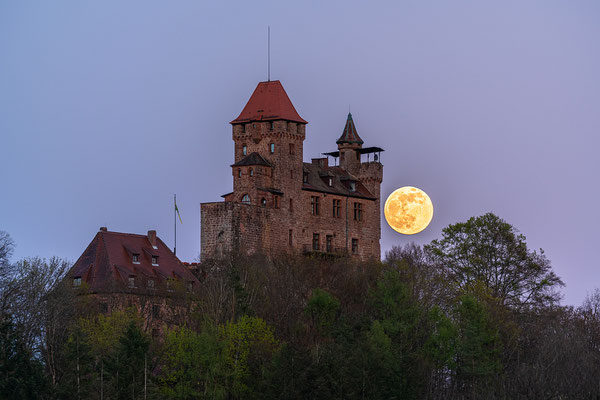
[336,113,363,145]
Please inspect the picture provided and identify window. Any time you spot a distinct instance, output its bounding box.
[128,276,136,288]
[253,124,256,128]
[289,143,295,155]
[352,238,359,254]
[241,124,246,133]
[326,235,333,253]
[151,256,158,266]
[269,121,274,130]
[261,198,266,207]
[311,196,320,215]
[333,199,341,218]
[132,254,140,263]
[166,279,173,291]
[148,279,155,289]
[187,281,194,292]
[269,143,275,153]
[353,203,363,221]
[152,304,160,318]
[312,233,320,251]
[274,196,279,208]
[349,181,356,192]
[72,277,81,287]
[289,198,293,212]
[328,177,333,187]
[241,194,250,205]
[289,229,293,246]
[242,145,247,156]
[303,172,308,183]
[238,169,241,177]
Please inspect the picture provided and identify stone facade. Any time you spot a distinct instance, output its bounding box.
[201,80,383,261]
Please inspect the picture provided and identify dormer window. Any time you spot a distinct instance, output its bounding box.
[151,256,159,266]
[128,276,136,288]
[72,277,81,287]
[147,279,155,289]
[269,143,275,153]
[132,254,140,264]
[242,145,247,156]
[328,177,333,187]
[349,181,356,192]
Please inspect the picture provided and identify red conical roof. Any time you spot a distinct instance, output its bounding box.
[230,80,307,124]
[336,113,363,145]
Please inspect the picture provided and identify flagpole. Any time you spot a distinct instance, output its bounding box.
[174,194,177,256]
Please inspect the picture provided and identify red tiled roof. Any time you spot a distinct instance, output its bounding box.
[67,229,199,293]
[336,113,363,145]
[230,80,307,124]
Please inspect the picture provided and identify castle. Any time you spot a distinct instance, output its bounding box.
[201,80,384,261]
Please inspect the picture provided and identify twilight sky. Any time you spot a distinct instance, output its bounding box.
[1,1,598,305]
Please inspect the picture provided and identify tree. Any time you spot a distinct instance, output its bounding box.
[425,213,563,310]
[0,231,14,282]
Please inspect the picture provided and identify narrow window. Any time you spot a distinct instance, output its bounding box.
[352,238,359,254]
[274,196,279,208]
[242,145,247,156]
[353,203,363,221]
[290,170,293,179]
[289,229,293,246]
[269,121,274,130]
[311,196,320,215]
[238,169,241,177]
[328,177,333,187]
[253,124,256,128]
[333,199,341,218]
[148,279,155,289]
[187,281,194,292]
[241,194,251,205]
[326,235,333,252]
[151,256,158,266]
[269,143,275,153]
[289,198,293,212]
[349,181,356,192]
[241,124,246,133]
[312,233,320,251]
[72,277,82,287]
[128,276,136,288]
[249,168,254,177]
[261,198,267,207]
[303,172,308,183]
[289,143,295,155]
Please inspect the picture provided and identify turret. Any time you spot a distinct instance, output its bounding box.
[337,113,363,175]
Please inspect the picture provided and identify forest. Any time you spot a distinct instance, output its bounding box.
[1,213,599,399]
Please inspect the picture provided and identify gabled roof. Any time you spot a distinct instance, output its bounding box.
[336,113,363,145]
[301,163,376,200]
[230,80,307,124]
[231,152,272,167]
[67,229,199,293]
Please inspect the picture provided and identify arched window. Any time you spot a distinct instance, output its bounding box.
[241,194,250,205]
[261,198,267,207]
[249,168,254,177]
[238,169,241,177]
[242,145,247,156]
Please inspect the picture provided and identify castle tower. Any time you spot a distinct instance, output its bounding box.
[337,113,363,175]
[229,80,307,210]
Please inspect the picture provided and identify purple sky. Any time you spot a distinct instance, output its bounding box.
[1,1,598,306]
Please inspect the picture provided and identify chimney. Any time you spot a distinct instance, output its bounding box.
[147,230,157,248]
[99,226,107,232]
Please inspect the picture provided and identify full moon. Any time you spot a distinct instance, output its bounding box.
[384,186,434,235]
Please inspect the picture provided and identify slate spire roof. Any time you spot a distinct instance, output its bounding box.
[230,80,307,124]
[336,113,364,145]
